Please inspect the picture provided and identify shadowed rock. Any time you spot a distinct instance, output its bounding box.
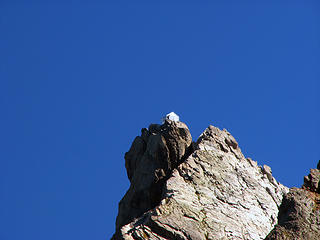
[265,161,320,240]
[114,120,193,235]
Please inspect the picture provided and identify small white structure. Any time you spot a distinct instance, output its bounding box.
[162,112,180,123]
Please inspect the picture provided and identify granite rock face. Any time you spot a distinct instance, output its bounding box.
[112,121,289,239]
[115,120,193,230]
[265,161,320,240]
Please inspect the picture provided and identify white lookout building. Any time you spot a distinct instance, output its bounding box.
[162,112,180,123]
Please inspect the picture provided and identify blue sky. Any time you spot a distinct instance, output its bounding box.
[1,1,319,239]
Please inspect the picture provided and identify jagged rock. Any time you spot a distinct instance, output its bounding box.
[265,162,320,240]
[114,120,193,233]
[113,122,288,240]
[302,161,320,193]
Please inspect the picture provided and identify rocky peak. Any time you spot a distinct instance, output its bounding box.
[196,125,244,160]
[115,120,193,231]
[112,121,320,239]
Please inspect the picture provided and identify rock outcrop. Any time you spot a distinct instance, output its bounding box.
[265,161,320,240]
[112,121,290,239]
[115,120,193,231]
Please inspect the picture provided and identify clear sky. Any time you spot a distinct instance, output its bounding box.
[1,1,319,239]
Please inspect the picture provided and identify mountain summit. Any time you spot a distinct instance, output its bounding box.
[112,120,319,240]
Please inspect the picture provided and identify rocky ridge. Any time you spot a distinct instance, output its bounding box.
[112,120,318,240]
